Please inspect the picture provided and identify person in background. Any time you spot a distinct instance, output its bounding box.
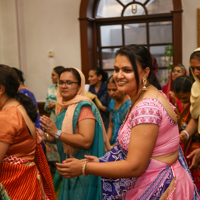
[162,64,187,108]
[12,67,45,150]
[88,67,111,131]
[149,54,162,90]
[55,45,199,199]
[12,68,42,129]
[107,75,131,145]
[181,47,200,173]
[173,76,200,190]
[0,65,56,200]
[44,66,64,174]
[38,67,108,200]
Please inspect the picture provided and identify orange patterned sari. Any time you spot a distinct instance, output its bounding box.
[0,144,56,200]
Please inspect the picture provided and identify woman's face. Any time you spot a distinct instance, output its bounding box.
[107,82,124,101]
[88,70,101,86]
[58,71,80,101]
[190,58,200,81]
[113,54,145,98]
[51,70,59,84]
[171,66,185,81]
[174,91,191,104]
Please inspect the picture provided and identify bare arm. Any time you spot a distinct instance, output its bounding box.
[107,114,113,142]
[180,118,198,141]
[40,115,95,149]
[0,141,10,165]
[56,123,159,178]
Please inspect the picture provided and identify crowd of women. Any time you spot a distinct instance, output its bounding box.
[1,45,200,199]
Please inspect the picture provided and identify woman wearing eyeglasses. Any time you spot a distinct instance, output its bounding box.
[162,64,188,110]
[39,67,109,200]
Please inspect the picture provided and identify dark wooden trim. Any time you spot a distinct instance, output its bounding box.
[172,0,183,65]
[79,0,182,78]
[95,13,173,23]
[37,102,50,117]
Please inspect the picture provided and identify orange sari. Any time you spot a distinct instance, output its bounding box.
[0,106,56,200]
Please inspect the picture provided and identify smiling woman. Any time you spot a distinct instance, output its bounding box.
[39,67,108,200]
[55,45,200,200]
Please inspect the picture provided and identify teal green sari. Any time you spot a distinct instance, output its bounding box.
[53,101,105,200]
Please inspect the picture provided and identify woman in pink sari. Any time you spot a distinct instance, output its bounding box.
[56,45,199,199]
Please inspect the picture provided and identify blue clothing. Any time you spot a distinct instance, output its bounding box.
[19,88,44,150]
[109,99,131,145]
[100,144,200,199]
[53,101,105,200]
[89,82,111,131]
[19,88,41,129]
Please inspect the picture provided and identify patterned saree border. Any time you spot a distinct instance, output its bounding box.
[159,177,176,200]
[2,155,49,200]
[137,166,173,200]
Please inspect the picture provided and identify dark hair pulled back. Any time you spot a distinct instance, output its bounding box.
[12,67,25,85]
[172,76,193,94]
[59,67,81,86]
[91,67,108,82]
[116,44,153,91]
[190,51,200,62]
[107,75,115,84]
[0,65,37,122]
[53,66,65,76]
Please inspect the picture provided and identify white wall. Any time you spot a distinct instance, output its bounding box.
[0,0,81,101]
[0,0,200,101]
[182,0,200,68]
[0,1,19,67]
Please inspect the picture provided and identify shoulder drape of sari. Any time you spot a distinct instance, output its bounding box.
[53,100,104,200]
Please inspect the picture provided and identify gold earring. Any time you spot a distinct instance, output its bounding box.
[142,77,147,91]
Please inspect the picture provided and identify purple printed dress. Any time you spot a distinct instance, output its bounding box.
[99,97,200,200]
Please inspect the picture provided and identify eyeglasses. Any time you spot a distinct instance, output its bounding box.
[191,66,200,71]
[58,80,79,86]
[172,69,183,73]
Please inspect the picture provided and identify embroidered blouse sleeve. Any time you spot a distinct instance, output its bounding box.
[0,109,20,144]
[129,100,162,128]
[78,106,96,122]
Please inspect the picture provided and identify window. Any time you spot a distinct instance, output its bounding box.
[79,0,182,83]
[96,0,173,71]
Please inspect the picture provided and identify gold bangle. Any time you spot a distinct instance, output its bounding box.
[82,161,88,176]
[45,133,49,139]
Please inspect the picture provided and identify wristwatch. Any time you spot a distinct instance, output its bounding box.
[55,130,62,139]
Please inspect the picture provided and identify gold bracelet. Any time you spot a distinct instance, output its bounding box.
[82,161,88,176]
[45,133,49,140]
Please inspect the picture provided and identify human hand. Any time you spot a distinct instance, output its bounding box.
[47,102,53,109]
[84,155,99,163]
[56,158,83,178]
[187,148,200,169]
[36,128,45,141]
[40,115,57,137]
[47,102,56,109]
